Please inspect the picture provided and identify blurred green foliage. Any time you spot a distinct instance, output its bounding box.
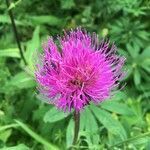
[0,0,150,149]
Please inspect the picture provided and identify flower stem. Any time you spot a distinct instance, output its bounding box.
[72,110,80,146]
[5,0,27,65]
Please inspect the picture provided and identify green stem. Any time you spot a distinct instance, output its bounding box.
[5,0,27,65]
[72,111,80,146]
[0,123,19,132]
[110,131,150,148]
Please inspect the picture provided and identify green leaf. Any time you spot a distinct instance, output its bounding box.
[101,101,134,115]
[27,16,63,26]
[141,46,150,58]
[80,109,94,146]
[0,124,19,132]
[90,105,127,140]
[66,119,74,148]
[111,91,127,101]
[0,129,12,143]
[61,0,75,9]
[8,72,35,89]
[0,15,25,26]
[138,47,150,79]
[110,131,150,148]
[44,107,69,123]
[15,120,59,150]
[0,48,20,58]
[146,138,150,150]
[126,43,140,58]
[80,110,86,131]
[0,144,29,150]
[25,26,40,70]
[137,30,149,41]
[82,108,99,145]
[130,137,148,146]
[8,0,22,10]
[134,69,141,86]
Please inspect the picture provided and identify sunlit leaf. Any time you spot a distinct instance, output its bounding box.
[25,26,40,70]
[0,48,20,58]
[0,144,29,150]
[91,105,127,140]
[0,129,12,143]
[44,107,69,123]
[8,72,35,89]
[101,101,134,115]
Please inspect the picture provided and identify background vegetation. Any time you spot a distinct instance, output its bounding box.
[0,0,150,149]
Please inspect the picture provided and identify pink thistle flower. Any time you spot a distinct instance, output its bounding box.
[35,28,125,112]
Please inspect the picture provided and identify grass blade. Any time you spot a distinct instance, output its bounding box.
[15,120,59,150]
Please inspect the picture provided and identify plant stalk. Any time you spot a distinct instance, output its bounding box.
[5,0,27,65]
[72,110,80,146]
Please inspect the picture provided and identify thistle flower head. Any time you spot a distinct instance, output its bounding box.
[35,28,125,112]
